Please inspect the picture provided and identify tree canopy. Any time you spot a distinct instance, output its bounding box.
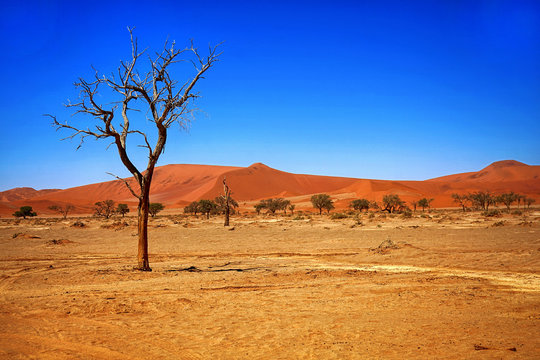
[13,206,37,219]
[311,194,334,215]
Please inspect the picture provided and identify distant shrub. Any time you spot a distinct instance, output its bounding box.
[71,221,86,228]
[420,214,430,219]
[492,220,505,227]
[483,209,501,217]
[293,215,305,220]
[368,213,375,219]
[511,210,523,216]
[330,213,348,220]
[401,210,412,219]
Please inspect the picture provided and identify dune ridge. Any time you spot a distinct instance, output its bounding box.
[1,160,538,215]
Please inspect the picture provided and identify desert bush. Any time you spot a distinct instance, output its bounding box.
[330,213,348,220]
[511,210,523,216]
[101,221,130,230]
[293,215,305,220]
[492,220,505,227]
[420,213,430,219]
[401,210,412,219]
[483,209,501,217]
[71,220,86,228]
[368,213,375,219]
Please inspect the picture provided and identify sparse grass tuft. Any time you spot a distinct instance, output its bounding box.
[483,209,501,217]
[330,213,348,220]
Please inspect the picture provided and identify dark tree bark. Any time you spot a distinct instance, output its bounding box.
[48,28,221,271]
[223,178,232,227]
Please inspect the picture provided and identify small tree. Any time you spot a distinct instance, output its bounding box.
[198,199,216,219]
[13,206,37,219]
[48,204,74,219]
[350,199,370,212]
[184,201,200,215]
[516,194,525,209]
[281,199,291,214]
[95,200,115,219]
[259,199,281,214]
[382,194,404,213]
[496,192,517,211]
[417,198,433,212]
[525,197,535,209]
[410,201,418,212]
[149,203,165,217]
[254,202,264,215]
[117,204,130,217]
[370,201,380,211]
[311,194,334,215]
[288,204,295,215]
[451,193,469,212]
[469,191,493,210]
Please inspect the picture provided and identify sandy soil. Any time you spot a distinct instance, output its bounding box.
[1,211,539,359]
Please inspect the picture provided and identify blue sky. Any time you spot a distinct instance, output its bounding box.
[1,0,539,191]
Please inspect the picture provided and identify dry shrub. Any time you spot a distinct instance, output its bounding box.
[101,221,130,230]
[71,221,86,228]
[483,209,501,217]
[48,239,74,245]
[370,238,399,254]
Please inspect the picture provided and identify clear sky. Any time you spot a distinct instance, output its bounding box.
[1,0,539,191]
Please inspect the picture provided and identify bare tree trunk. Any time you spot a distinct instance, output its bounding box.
[137,178,152,271]
[223,178,232,227]
[224,206,230,226]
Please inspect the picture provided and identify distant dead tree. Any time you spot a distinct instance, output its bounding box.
[221,178,233,226]
[48,28,221,271]
[48,204,75,219]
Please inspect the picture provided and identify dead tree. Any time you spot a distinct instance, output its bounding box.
[222,177,232,226]
[47,28,221,271]
[48,204,75,219]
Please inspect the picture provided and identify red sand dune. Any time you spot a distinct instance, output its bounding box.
[1,160,539,216]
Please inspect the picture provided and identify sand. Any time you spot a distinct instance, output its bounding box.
[1,210,539,359]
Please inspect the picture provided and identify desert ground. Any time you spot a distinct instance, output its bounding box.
[1,210,539,359]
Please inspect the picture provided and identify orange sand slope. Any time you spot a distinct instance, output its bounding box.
[1,160,539,215]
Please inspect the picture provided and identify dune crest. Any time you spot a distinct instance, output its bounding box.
[1,161,538,215]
